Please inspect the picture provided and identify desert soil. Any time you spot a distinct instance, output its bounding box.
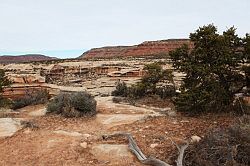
[0,96,235,166]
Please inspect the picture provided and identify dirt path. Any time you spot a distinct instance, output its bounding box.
[0,97,235,166]
[0,97,163,166]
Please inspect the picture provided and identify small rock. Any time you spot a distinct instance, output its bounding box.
[180,120,190,123]
[80,142,88,148]
[167,110,176,117]
[24,129,32,134]
[150,143,159,149]
[172,121,178,124]
[82,134,91,139]
[53,130,83,137]
[191,135,201,143]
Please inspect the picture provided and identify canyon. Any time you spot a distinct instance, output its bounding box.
[0,39,247,166]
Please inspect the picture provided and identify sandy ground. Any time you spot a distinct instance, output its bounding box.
[0,97,235,166]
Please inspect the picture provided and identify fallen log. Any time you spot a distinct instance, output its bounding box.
[102,132,188,166]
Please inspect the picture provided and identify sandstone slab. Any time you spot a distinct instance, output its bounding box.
[28,108,46,117]
[96,114,146,128]
[53,130,83,137]
[91,144,134,164]
[0,118,22,137]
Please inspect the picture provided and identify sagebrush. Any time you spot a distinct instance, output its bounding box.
[46,91,96,117]
[12,89,49,109]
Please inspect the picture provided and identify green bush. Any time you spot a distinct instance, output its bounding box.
[156,85,176,99]
[12,89,49,110]
[111,81,128,97]
[47,91,96,117]
[0,97,12,108]
[111,64,174,100]
[128,82,147,99]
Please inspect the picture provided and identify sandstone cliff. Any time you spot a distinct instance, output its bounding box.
[80,39,192,59]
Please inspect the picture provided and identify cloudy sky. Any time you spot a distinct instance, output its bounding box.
[0,0,249,58]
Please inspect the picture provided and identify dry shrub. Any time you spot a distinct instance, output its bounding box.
[46,91,96,118]
[12,89,49,110]
[184,115,250,166]
[112,96,123,103]
[0,97,12,108]
[111,81,128,97]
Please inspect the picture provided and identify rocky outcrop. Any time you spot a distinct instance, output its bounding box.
[80,39,193,59]
[124,39,192,57]
[2,84,51,99]
[0,54,57,64]
[8,74,46,84]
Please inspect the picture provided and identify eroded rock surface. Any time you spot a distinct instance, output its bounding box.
[28,108,47,117]
[53,130,84,137]
[0,118,22,137]
[91,144,135,165]
[96,114,146,128]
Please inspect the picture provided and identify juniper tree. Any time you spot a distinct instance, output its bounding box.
[170,24,249,113]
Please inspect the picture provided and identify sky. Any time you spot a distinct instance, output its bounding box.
[0,0,249,59]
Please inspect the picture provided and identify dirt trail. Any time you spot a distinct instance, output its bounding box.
[0,97,163,166]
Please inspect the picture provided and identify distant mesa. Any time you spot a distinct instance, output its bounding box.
[79,39,193,59]
[0,54,58,63]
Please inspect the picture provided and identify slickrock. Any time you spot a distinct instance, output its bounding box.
[91,144,135,165]
[0,118,22,137]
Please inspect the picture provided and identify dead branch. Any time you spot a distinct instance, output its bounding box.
[168,138,189,166]
[102,132,188,166]
[176,144,188,166]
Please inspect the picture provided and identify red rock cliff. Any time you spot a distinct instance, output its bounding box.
[80,39,192,59]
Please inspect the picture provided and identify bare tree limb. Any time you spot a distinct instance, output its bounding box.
[168,137,189,166]
[127,134,171,166]
[102,132,189,166]
[176,144,188,166]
